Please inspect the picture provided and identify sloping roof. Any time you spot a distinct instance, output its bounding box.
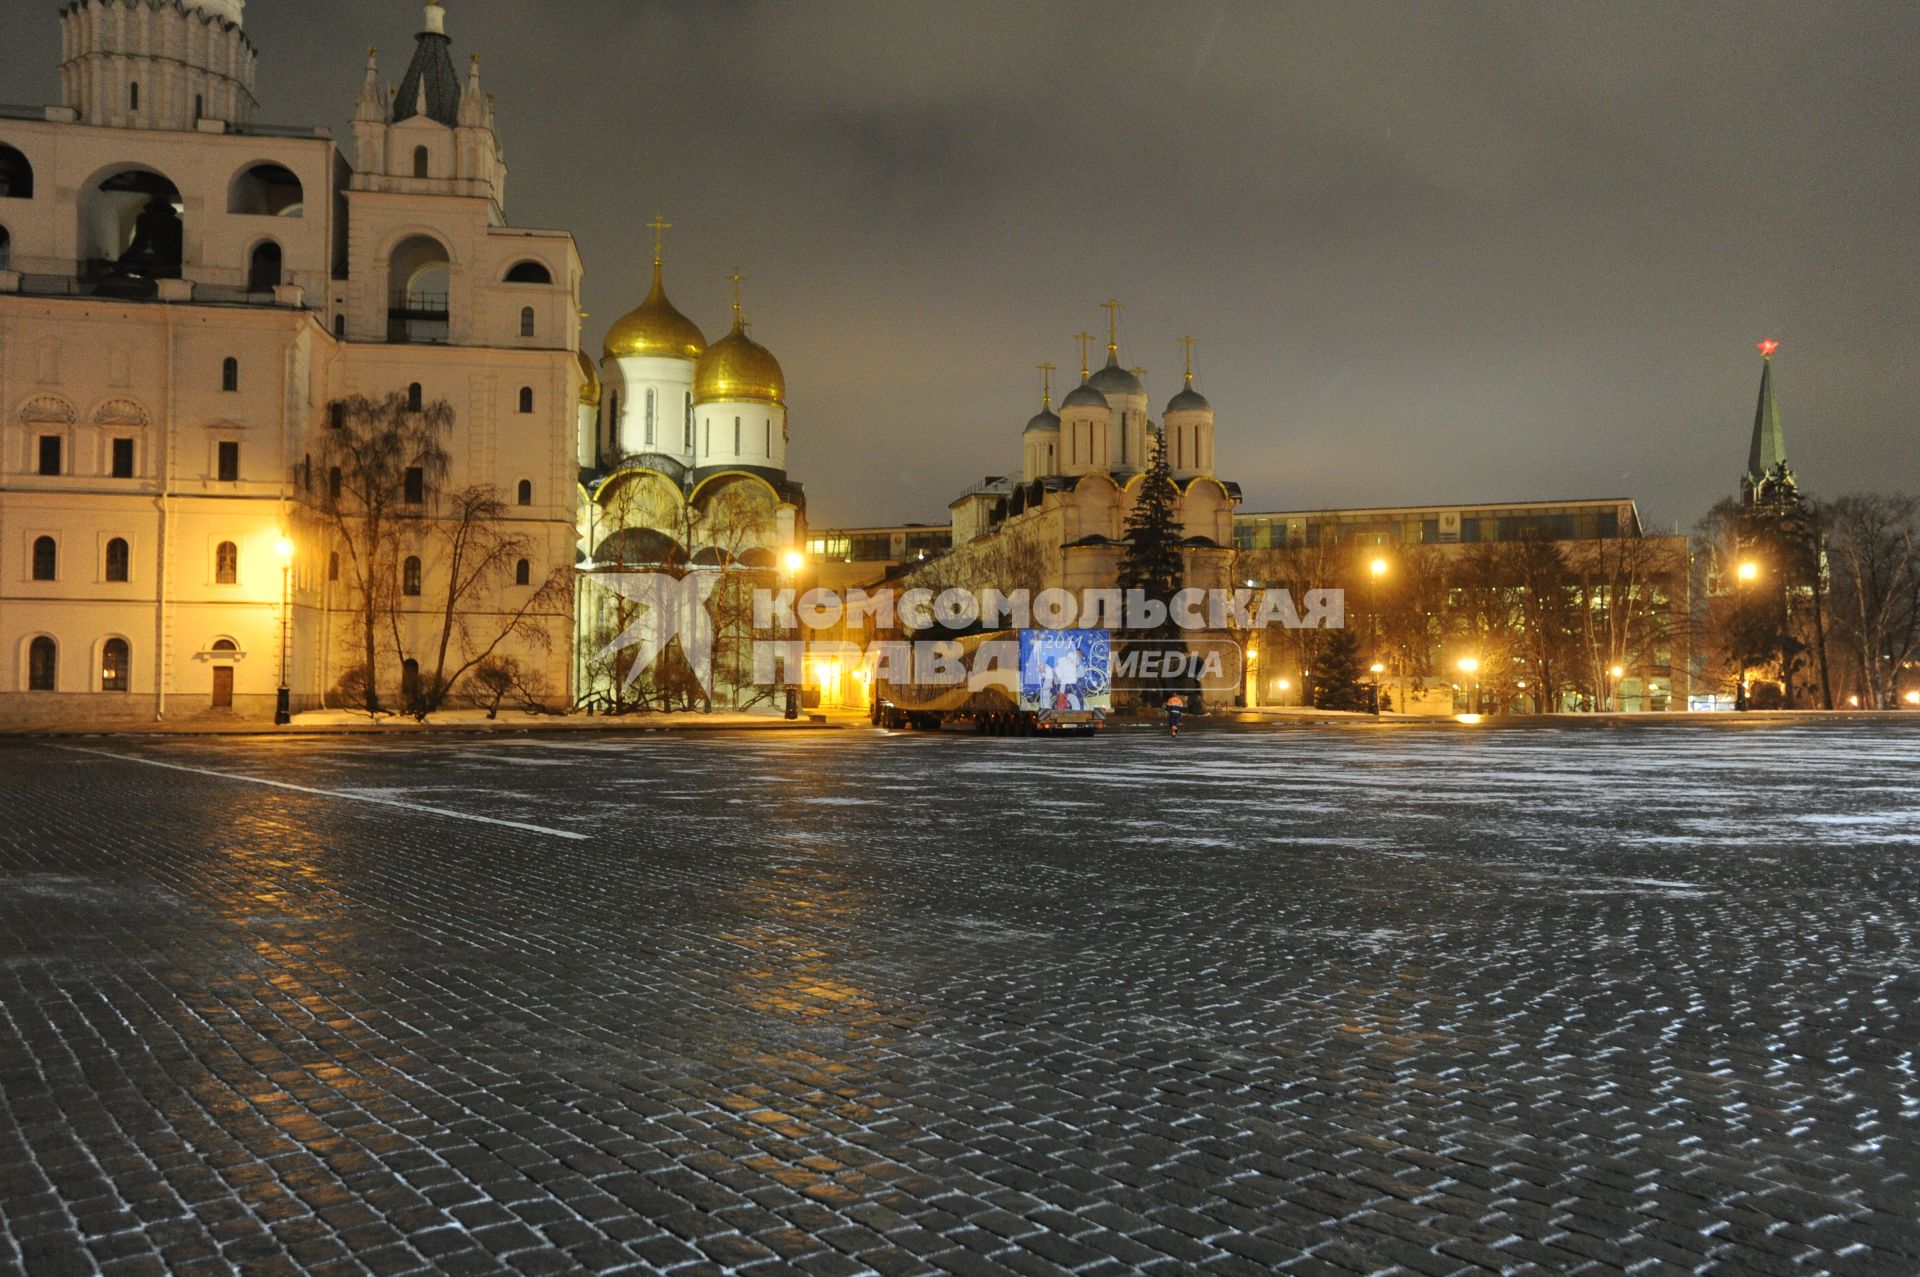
[394,29,461,126]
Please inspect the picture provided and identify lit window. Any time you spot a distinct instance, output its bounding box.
[214,541,238,584]
[402,555,422,596]
[101,638,129,692]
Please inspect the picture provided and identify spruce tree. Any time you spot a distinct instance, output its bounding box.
[1117,429,1189,705]
[1309,628,1370,711]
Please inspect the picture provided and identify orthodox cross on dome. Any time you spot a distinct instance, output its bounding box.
[1074,332,1094,380]
[1179,335,1197,385]
[1757,338,1780,359]
[1100,298,1124,359]
[1131,365,1148,391]
[727,267,747,326]
[646,214,671,269]
[1037,362,1055,408]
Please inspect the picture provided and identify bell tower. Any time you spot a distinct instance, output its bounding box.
[59,0,257,132]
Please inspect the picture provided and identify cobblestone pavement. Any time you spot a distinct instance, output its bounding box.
[2,723,1918,1276]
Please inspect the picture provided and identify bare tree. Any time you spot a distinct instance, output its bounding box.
[1823,493,1920,708]
[307,392,451,712]
[407,485,571,717]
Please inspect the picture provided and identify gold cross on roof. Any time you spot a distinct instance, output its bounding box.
[1179,334,1197,383]
[727,267,747,323]
[1037,361,1055,406]
[646,214,671,267]
[1100,298,1124,356]
[1073,332,1094,380]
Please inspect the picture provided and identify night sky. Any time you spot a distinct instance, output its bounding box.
[9,1,1918,530]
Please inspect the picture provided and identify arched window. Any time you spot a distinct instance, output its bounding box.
[105,538,130,582]
[514,558,530,586]
[765,420,772,456]
[516,479,532,506]
[130,82,140,111]
[401,658,421,703]
[101,638,129,692]
[684,394,693,450]
[328,466,342,499]
[194,94,204,122]
[518,387,533,414]
[228,163,302,216]
[0,144,33,199]
[215,541,238,584]
[28,637,56,691]
[402,555,421,596]
[412,146,429,178]
[407,382,424,411]
[733,416,741,454]
[644,389,655,445]
[31,535,56,581]
[0,225,9,272]
[387,236,450,343]
[519,306,534,338]
[327,551,339,582]
[221,357,238,392]
[247,241,282,291]
[504,261,551,284]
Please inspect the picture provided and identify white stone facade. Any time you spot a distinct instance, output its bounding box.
[1,1,587,725]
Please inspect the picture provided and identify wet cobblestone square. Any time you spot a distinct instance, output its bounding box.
[2,724,1917,1275]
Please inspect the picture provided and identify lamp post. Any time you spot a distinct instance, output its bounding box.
[274,534,294,725]
[1369,662,1385,716]
[1457,656,1480,715]
[1608,664,1625,713]
[1735,559,1759,711]
[781,548,805,720]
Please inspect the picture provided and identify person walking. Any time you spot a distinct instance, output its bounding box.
[1165,692,1185,738]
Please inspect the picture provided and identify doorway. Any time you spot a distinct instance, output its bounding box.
[212,666,234,709]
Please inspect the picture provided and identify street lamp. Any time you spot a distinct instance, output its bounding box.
[1369,662,1385,716]
[781,548,806,719]
[1735,559,1760,710]
[274,534,294,724]
[1457,656,1479,714]
[1608,663,1625,713]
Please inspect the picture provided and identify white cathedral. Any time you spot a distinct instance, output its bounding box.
[0,0,659,723]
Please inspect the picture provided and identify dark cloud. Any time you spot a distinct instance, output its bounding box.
[8,0,1917,529]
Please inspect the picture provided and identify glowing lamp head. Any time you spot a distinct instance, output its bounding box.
[1757,339,1779,358]
[1905,691,1919,706]
[1609,665,1625,679]
[781,549,805,576]
[1457,657,1478,674]
[1737,560,1760,582]
[1369,557,1387,578]
[1369,663,1385,674]
[274,535,294,563]
[1277,678,1291,691]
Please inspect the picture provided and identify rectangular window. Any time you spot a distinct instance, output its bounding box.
[38,435,61,476]
[111,438,135,478]
[733,417,741,454]
[404,467,424,504]
[765,420,772,456]
[217,441,239,482]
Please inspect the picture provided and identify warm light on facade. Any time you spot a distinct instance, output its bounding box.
[781,548,806,576]
[274,535,294,563]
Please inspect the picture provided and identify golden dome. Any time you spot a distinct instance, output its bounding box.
[575,349,601,406]
[602,266,707,361]
[695,320,785,405]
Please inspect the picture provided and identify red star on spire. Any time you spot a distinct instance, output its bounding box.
[1757,339,1780,358]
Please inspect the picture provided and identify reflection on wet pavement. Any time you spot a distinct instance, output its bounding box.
[2,724,1919,1274]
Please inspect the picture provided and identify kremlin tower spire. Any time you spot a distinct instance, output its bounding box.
[1742,339,1795,507]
